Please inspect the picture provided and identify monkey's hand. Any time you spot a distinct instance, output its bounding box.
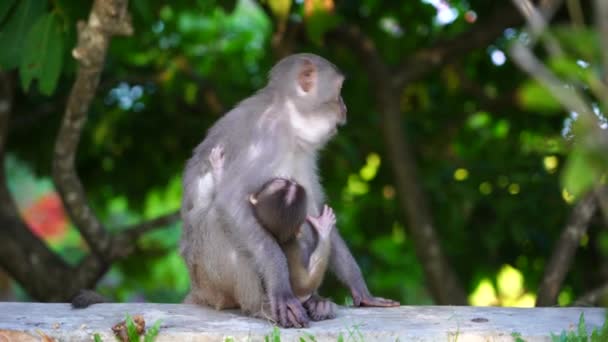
[270,291,310,328]
[306,205,336,239]
[303,294,336,321]
[350,287,400,307]
[209,145,225,173]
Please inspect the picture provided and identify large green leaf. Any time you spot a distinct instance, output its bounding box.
[0,0,46,69]
[561,147,598,198]
[20,12,63,96]
[551,26,600,62]
[0,0,16,24]
[517,80,562,113]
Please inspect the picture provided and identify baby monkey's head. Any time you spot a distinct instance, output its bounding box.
[249,178,307,244]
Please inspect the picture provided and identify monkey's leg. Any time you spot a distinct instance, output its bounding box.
[231,252,265,315]
[185,263,238,309]
[302,293,336,321]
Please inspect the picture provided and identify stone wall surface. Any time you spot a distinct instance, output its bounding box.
[0,303,605,341]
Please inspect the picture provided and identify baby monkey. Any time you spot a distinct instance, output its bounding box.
[209,146,335,304]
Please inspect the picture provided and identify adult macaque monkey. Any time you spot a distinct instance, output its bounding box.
[180,53,399,328]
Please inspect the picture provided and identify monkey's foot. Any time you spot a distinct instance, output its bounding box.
[303,294,336,321]
[209,145,225,170]
[270,292,310,328]
[306,205,336,238]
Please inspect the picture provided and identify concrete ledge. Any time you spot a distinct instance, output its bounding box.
[0,303,605,341]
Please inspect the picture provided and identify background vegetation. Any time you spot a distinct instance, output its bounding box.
[0,0,607,308]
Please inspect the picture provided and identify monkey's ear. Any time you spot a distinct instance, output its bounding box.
[248,194,258,205]
[297,59,317,93]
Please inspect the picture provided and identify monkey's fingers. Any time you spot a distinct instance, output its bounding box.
[303,295,336,321]
[272,295,309,328]
[306,215,321,229]
[359,296,401,307]
[287,299,309,328]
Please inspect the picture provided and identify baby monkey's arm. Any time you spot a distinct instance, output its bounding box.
[304,205,336,281]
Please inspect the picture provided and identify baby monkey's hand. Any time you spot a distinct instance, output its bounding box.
[306,205,336,239]
[209,145,225,171]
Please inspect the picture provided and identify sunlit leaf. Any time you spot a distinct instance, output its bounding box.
[551,26,600,61]
[469,278,497,306]
[0,0,46,69]
[517,80,562,113]
[548,56,583,79]
[497,264,524,300]
[266,0,291,20]
[561,147,598,198]
[304,0,334,17]
[467,111,491,129]
[20,12,63,95]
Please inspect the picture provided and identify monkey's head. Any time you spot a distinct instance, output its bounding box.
[249,178,308,244]
[269,53,347,148]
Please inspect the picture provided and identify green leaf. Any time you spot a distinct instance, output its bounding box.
[561,147,598,198]
[132,0,154,22]
[125,314,140,342]
[19,12,64,95]
[601,311,608,338]
[93,333,103,342]
[144,320,162,342]
[548,56,584,80]
[551,26,600,61]
[578,312,588,340]
[266,0,291,20]
[0,0,46,69]
[517,80,562,113]
[0,0,16,24]
[305,11,341,45]
[511,332,526,342]
[591,329,599,342]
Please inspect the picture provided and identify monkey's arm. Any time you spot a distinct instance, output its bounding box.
[329,230,400,307]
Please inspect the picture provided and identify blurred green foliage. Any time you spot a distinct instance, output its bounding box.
[1,0,607,306]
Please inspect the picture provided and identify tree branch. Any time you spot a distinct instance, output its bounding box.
[573,282,608,306]
[125,211,180,240]
[392,3,524,88]
[595,0,608,93]
[596,187,608,227]
[0,72,109,301]
[329,25,468,305]
[52,0,133,260]
[536,193,597,306]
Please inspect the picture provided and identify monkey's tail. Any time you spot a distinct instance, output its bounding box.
[71,289,109,308]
